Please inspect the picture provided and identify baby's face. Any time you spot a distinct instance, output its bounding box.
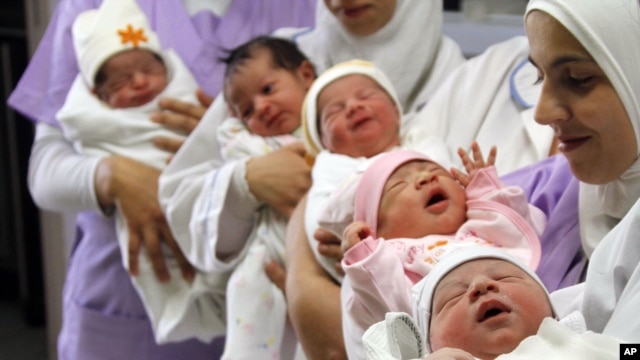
[225,50,314,137]
[377,160,466,239]
[318,74,400,158]
[429,259,553,359]
[323,0,397,36]
[95,49,167,108]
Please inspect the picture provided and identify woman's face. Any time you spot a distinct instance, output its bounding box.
[323,0,397,36]
[526,11,637,184]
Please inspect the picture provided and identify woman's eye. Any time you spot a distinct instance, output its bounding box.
[569,76,593,87]
[533,76,543,85]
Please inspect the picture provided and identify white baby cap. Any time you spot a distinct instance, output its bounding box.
[302,59,403,157]
[72,0,163,88]
[411,246,553,353]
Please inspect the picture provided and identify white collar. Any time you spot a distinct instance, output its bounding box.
[182,0,233,16]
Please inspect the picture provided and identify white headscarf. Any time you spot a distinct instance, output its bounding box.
[525,0,640,257]
[295,0,465,113]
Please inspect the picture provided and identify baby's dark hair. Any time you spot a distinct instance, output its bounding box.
[220,35,313,80]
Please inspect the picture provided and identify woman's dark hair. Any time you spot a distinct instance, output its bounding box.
[220,35,314,80]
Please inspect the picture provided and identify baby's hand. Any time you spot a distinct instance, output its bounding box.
[342,221,373,255]
[423,347,475,360]
[451,141,497,187]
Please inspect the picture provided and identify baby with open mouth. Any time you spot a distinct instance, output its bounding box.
[319,142,546,351]
[363,246,620,359]
[418,247,554,359]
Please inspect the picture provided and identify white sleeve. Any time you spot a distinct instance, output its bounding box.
[159,96,261,271]
[28,122,103,213]
[550,282,585,319]
[306,152,368,283]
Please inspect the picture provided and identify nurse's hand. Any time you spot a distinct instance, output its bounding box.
[151,88,214,155]
[95,155,195,283]
[315,227,345,275]
[246,142,312,219]
[265,261,287,295]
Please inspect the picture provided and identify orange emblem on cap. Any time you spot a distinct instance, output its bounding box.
[118,24,148,47]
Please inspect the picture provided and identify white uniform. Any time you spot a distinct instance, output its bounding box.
[531,0,640,343]
[294,0,465,114]
[406,36,554,175]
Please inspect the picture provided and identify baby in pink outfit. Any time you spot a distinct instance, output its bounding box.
[321,143,546,355]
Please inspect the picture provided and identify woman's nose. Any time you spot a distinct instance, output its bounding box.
[534,80,570,126]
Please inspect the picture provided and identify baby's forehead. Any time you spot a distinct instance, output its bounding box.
[336,73,379,85]
[319,74,387,99]
[389,159,446,177]
[437,258,526,287]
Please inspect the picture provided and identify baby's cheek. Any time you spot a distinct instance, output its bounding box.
[429,313,465,351]
[429,329,449,351]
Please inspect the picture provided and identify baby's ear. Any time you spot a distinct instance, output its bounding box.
[91,87,104,101]
[299,59,317,88]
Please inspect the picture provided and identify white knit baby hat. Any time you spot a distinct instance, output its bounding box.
[302,59,403,157]
[412,246,554,353]
[72,0,163,88]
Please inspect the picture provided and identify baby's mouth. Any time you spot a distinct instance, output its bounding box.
[426,193,446,207]
[481,308,506,321]
[350,116,372,131]
[477,301,511,322]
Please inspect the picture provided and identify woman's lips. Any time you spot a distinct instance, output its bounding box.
[557,135,589,153]
[341,5,370,18]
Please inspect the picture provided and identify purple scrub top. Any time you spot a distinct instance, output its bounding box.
[502,154,584,291]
